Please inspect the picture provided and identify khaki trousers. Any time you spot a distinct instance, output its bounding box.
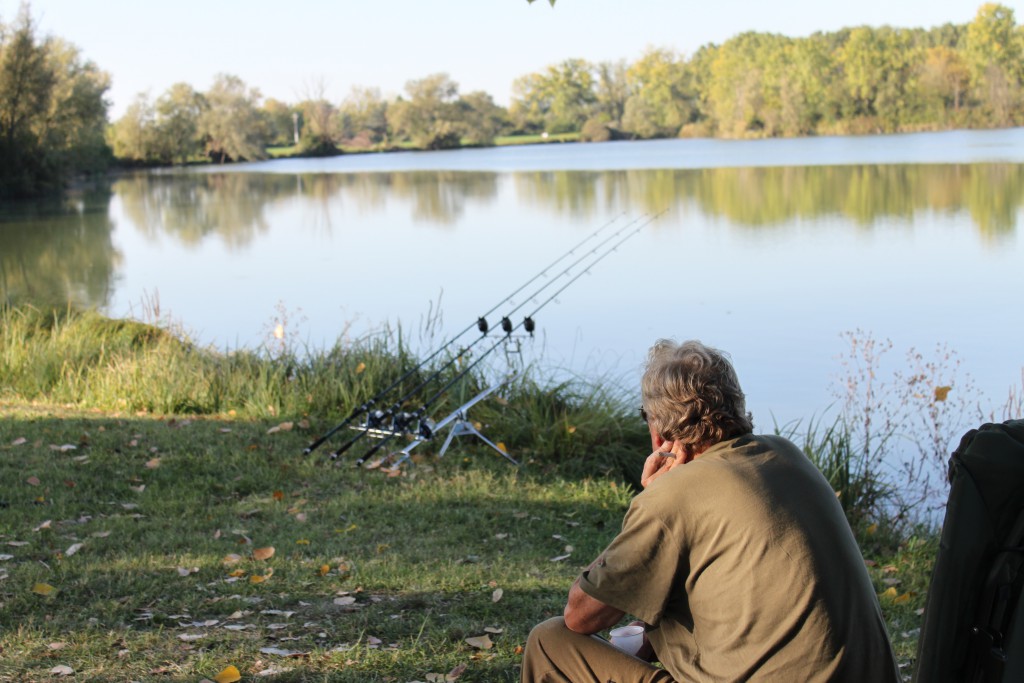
[521,617,677,683]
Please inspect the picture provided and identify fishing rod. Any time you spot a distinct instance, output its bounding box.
[350,209,665,466]
[301,211,629,457]
[330,212,653,460]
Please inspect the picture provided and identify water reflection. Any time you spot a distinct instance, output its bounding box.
[3,162,1022,313]
[0,187,120,308]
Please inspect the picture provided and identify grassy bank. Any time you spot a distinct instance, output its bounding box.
[0,306,935,680]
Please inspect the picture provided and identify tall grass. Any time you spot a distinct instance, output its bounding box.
[0,305,649,473]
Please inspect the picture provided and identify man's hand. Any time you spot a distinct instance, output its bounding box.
[640,450,683,487]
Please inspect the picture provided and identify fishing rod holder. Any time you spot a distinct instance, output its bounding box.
[386,376,519,470]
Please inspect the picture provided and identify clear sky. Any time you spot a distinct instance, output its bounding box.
[3,0,1020,118]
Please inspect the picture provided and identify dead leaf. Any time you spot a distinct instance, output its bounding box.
[222,553,243,565]
[177,567,198,577]
[448,662,468,680]
[491,588,503,603]
[33,520,51,531]
[334,596,356,606]
[32,582,56,596]
[549,553,572,562]
[483,626,504,634]
[273,490,284,502]
[465,634,493,650]
[354,362,366,374]
[26,476,40,486]
[0,554,13,561]
[178,634,205,642]
[252,547,275,561]
[213,665,241,683]
[47,642,67,650]
[250,568,274,584]
[267,422,294,435]
[65,543,84,557]
[145,457,161,469]
[934,385,952,402]
[11,437,27,446]
[50,665,74,676]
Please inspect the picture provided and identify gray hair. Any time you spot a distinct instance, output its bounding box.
[641,339,753,450]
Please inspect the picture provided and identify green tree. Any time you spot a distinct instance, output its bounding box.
[153,82,204,164]
[510,59,595,134]
[0,5,109,197]
[455,91,508,146]
[198,73,267,163]
[339,86,388,146]
[261,98,298,147]
[622,47,695,138]
[965,3,1022,125]
[388,73,463,149]
[837,26,923,131]
[109,93,156,162]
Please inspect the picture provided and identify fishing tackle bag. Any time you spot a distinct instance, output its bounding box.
[913,419,1024,683]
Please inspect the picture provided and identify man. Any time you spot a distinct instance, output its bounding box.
[521,339,901,682]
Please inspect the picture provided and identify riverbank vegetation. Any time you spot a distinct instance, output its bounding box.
[3,303,1020,678]
[3,3,1024,198]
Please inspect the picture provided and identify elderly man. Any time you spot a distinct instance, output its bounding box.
[521,340,901,682]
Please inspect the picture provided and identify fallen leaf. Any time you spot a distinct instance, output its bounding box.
[880,587,899,600]
[26,476,40,486]
[257,666,294,677]
[177,567,198,577]
[319,564,330,576]
[65,543,84,557]
[448,662,468,680]
[0,554,13,561]
[33,520,51,531]
[213,665,242,683]
[252,547,275,561]
[273,490,284,501]
[549,553,572,562]
[32,582,56,596]
[334,596,356,606]
[465,634,493,650]
[894,592,913,605]
[11,437,27,446]
[222,553,243,565]
[492,588,503,603]
[145,457,161,469]
[267,422,294,435]
[250,568,274,584]
[130,484,146,493]
[483,626,504,634]
[179,634,205,642]
[50,665,74,676]
[47,642,67,650]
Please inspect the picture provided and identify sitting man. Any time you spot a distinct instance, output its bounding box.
[521,339,901,682]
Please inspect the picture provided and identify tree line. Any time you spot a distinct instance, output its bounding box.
[2,2,1022,199]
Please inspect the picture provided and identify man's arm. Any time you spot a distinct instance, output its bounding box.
[563,554,625,634]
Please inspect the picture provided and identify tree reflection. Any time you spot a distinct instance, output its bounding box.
[513,164,1023,237]
[0,187,120,308]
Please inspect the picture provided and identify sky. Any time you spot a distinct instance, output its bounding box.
[4,0,1021,118]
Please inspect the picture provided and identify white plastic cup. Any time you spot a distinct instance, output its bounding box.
[608,624,645,656]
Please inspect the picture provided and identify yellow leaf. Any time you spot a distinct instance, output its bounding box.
[567,425,576,434]
[252,547,275,561]
[934,385,952,402]
[295,539,310,545]
[228,569,246,578]
[319,564,330,576]
[880,587,898,600]
[32,582,56,596]
[250,568,273,584]
[465,634,493,649]
[213,665,241,683]
[894,592,913,605]
[355,362,366,374]
[496,442,507,454]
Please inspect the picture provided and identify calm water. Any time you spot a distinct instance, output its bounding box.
[2,130,1023,432]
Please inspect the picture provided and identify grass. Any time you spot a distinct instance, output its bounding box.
[0,305,936,680]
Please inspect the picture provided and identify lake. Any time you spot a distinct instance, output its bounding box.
[2,130,1023,439]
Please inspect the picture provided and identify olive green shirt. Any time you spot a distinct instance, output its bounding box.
[580,434,901,682]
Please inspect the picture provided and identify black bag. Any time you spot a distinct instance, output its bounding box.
[913,419,1024,683]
